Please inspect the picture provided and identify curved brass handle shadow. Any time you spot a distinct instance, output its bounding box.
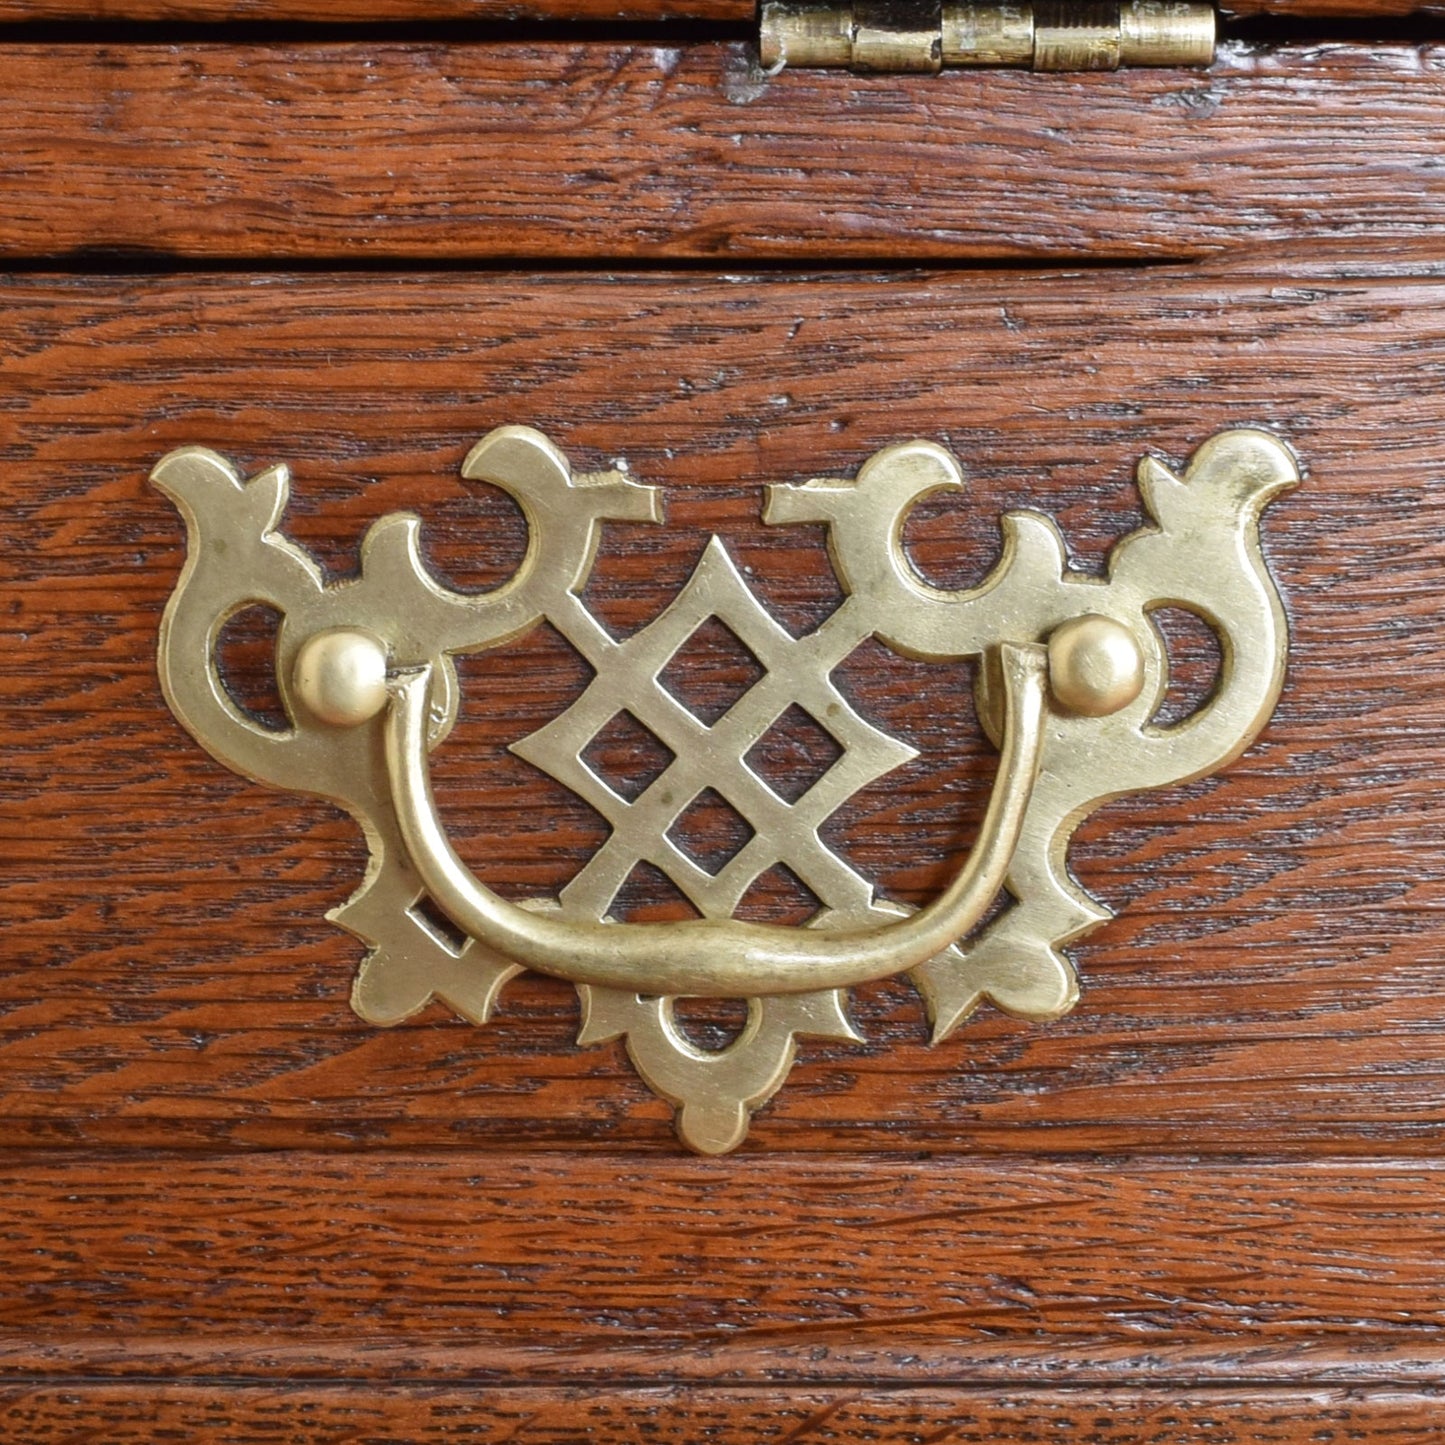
[384,641,1048,999]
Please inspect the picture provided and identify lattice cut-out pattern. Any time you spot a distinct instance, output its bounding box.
[746,703,845,804]
[512,537,916,926]
[511,537,920,1154]
[658,614,766,726]
[580,709,676,803]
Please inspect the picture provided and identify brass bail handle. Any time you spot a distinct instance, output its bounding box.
[383,641,1051,998]
[289,609,1150,999]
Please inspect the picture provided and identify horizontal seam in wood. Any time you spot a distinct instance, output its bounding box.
[2,1374,1444,1392]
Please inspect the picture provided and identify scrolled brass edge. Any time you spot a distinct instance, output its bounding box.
[152,423,1297,1153]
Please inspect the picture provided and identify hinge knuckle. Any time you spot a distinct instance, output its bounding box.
[760,0,1214,72]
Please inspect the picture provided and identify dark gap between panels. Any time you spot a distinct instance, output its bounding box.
[0,17,750,42]
[0,11,1442,45]
[0,252,1205,276]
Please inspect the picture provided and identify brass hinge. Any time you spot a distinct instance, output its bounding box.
[760,0,1215,71]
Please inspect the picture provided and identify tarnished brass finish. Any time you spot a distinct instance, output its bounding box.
[941,3,1034,65]
[1119,0,1215,63]
[761,0,1214,70]
[760,3,856,65]
[154,426,1294,1153]
[1033,0,1120,70]
[852,0,944,71]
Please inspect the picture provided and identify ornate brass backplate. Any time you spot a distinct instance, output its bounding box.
[153,425,1296,1153]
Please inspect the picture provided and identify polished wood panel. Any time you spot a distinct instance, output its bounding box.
[2,269,1443,1155]
[1,1384,1442,1442]
[1,43,1444,260]
[1,1152,1443,1384]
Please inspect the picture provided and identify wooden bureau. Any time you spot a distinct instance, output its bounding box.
[2,3,1445,1439]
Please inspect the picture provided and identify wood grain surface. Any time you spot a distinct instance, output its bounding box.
[0,0,752,16]
[2,268,1444,1160]
[2,1152,1444,1386]
[0,1391,1433,1445]
[0,0,750,16]
[4,0,1444,1423]
[2,42,1445,261]
[3,1384,1442,1443]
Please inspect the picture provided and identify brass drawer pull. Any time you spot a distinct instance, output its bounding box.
[384,639,1045,999]
[153,425,1294,1153]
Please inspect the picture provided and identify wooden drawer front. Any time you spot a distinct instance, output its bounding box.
[4,268,1440,1154]
[0,268,1442,1441]
[0,42,1442,262]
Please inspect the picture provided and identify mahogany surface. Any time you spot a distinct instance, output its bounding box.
[2,42,1445,261]
[4,1384,1444,1443]
[2,0,1444,1423]
[1,1154,1444,1386]
[3,270,1444,1167]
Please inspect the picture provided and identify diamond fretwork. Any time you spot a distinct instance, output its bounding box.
[667,787,756,876]
[581,709,676,802]
[735,863,822,925]
[659,615,766,726]
[511,536,917,928]
[609,861,703,923]
[746,703,845,803]
[157,424,1295,1156]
